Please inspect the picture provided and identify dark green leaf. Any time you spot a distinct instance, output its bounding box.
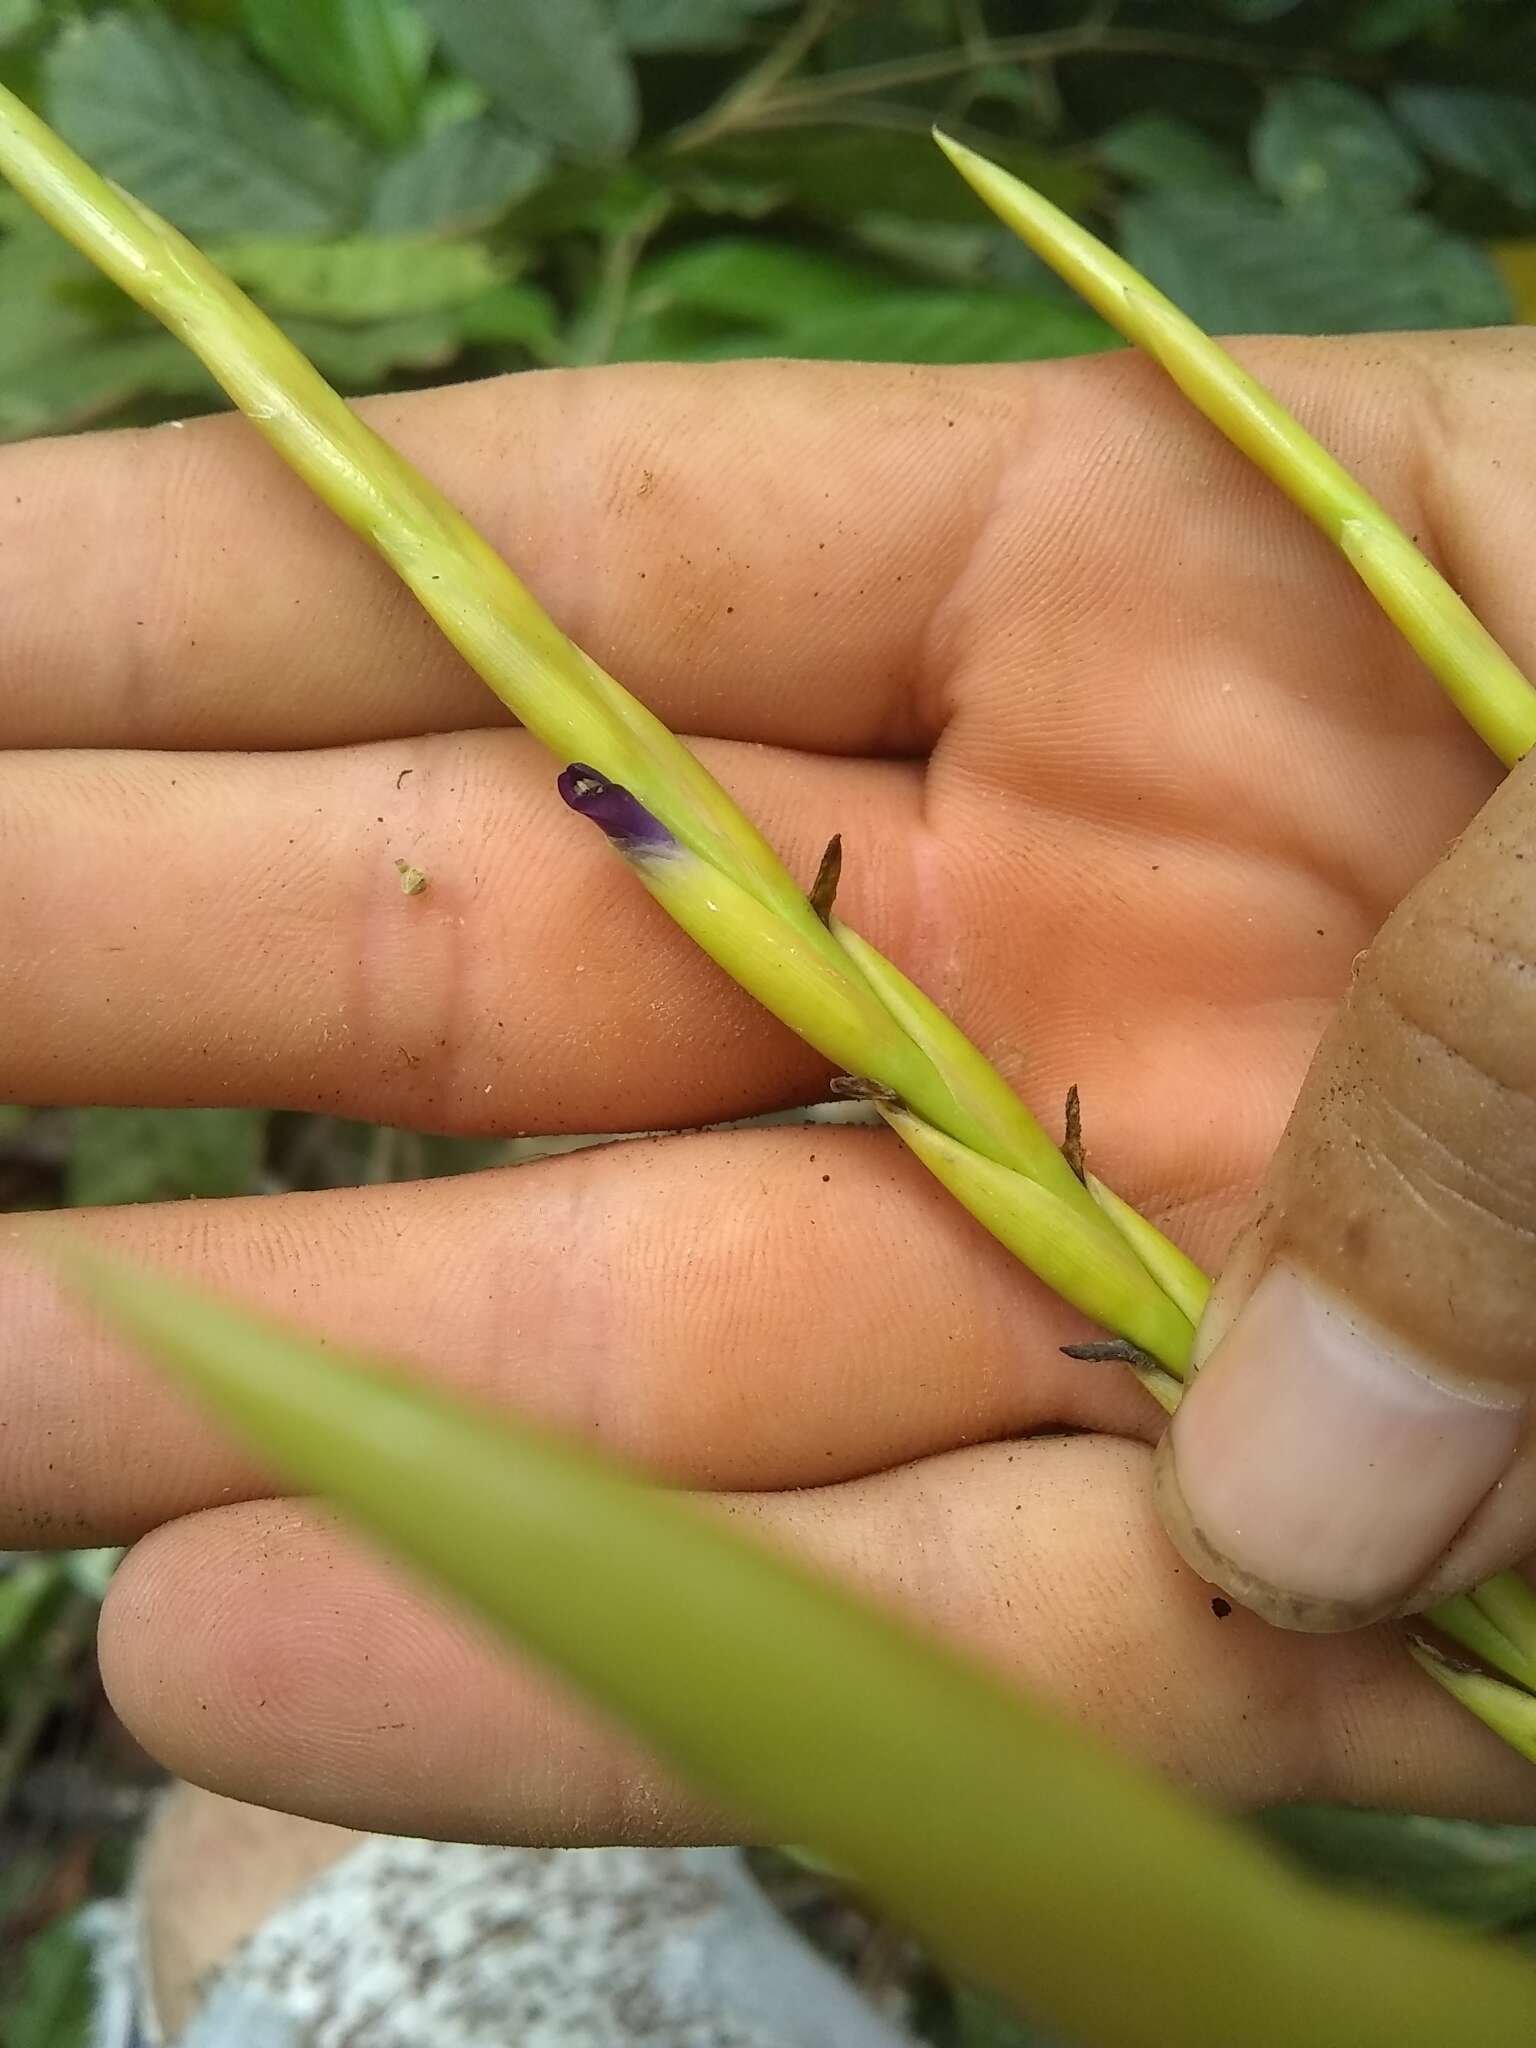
[1097,113,1244,195]
[614,0,782,52]
[44,14,369,237]
[0,0,40,51]
[423,0,638,157]
[240,0,433,147]
[950,1982,1068,2048]
[1346,0,1464,51]
[1260,1807,1536,1930]
[1121,192,1510,333]
[369,116,548,235]
[699,129,1097,226]
[506,160,665,236]
[0,223,213,438]
[456,279,560,356]
[623,284,1117,365]
[635,236,894,325]
[1390,87,1536,209]
[0,1919,93,2048]
[281,309,465,383]
[0,1557,64,1660]
[1252,80,1425,214]
[1212,0,1305,16]
[214,233,508,320]
[66,1107,267,1207]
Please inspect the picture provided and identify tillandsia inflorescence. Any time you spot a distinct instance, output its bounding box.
[0,77,1533,1782]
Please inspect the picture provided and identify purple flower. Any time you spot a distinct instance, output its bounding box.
[557,765,680,859]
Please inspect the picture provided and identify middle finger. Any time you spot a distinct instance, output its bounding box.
[0,1124,1157,1546]
[1,731,921,1129]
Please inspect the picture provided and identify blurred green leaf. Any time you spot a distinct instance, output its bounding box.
[1346,0,1465,50]
[66,1107,266,1207]
[0,223,211,437]
[0,1557,63,1660]
[282,308,465,382]
[507,159,665,235]
[59,1249,1536,2048]
[214,233,508,319]
[368,115,548,234]
[240,0,433,147]
[0,1918,93,2048]
[700,128,1097,225]
[615,0,783,52]
[423,0,638,158]
[1260,1808,1536,1930]
[456,278,560,356]
[0,0,40,51]
[1213,0,1306,17]
[1122,192,1510,333]
[635,235,893,324]
[682,286,1117,365]
[1097,113,1244,195]
[949,1983,1067,2047]
[1390,86,1536,210]
[1252,80,1425,215]
[44,13,369,236]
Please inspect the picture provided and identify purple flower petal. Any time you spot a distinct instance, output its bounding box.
[558,765,679,858]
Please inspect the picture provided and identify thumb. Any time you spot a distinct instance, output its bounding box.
[1156,751,1536,1632]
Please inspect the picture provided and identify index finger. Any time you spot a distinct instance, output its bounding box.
[0,358,1006,756]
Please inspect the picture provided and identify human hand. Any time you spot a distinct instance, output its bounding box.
[3,336,1534,1839]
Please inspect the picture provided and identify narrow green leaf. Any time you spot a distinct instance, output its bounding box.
[66,1107,266,1207]
[54,1246,1536,2048]
[368,116,548,235]
[423,0,638,158]
[1260,1806,1536,1928]
[43,14,369,238]
[240,0,432,147]
[212,234,508,321]
[1252,80,1425,216]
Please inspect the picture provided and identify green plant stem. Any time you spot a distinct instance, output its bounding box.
[56,1245,1536,2048]
[934,131,1536,768]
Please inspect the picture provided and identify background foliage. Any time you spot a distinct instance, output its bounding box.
[4,1,1536,2042]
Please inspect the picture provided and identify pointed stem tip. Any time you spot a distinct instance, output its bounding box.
[558,764,680,858]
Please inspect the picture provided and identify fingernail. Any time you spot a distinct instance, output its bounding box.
[1159,1262,1525,1629]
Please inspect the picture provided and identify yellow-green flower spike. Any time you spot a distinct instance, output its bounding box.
[874,1101,1195,1377]
[1428,1578,1536,1694]
[933,129,1536,770]
[1085,1174,1212,1341]
[1408,1636,1536,1766]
